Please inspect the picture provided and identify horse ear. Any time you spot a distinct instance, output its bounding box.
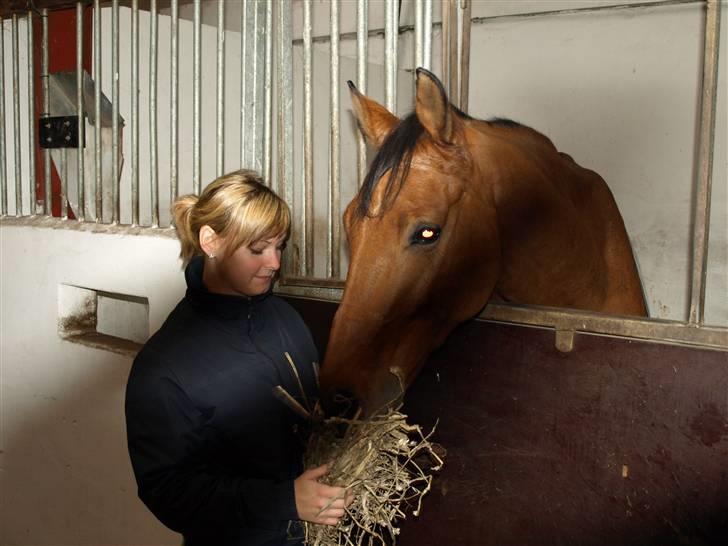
[415,68,453,143]
[348,81,399,149]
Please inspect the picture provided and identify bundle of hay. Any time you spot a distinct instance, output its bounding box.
[303,409,444,546]
[272,354,444,545]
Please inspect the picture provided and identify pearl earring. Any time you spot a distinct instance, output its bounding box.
[208,254,215,259]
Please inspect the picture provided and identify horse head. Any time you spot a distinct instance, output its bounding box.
[320,69,501,417]
[320,68,646,417]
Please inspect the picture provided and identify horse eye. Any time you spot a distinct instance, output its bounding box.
[411,225,441,245]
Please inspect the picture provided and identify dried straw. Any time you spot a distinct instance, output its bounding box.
[303,409,444,546]
[272,354,444,546]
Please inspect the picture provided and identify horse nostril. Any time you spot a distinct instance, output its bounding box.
[329,389,360,420]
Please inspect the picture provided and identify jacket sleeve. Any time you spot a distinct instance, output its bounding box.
[125,349,299,534]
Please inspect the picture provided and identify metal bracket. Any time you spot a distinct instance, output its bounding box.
[555,328,575,353]
[39,115,82,149]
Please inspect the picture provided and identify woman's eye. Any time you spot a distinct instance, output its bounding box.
[411,225,441,245]
[250,248,264,255]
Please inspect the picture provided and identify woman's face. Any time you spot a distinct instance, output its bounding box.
[210,233,287,297]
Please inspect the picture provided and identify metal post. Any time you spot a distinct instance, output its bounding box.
[277,0,293,272]
[216,0,225,178]
[42,9,51,216]
[93,0,102,221]
[193,0,201,193]
[263,0,273,183]
[384,0,397,112]
[423,0,432,70]
[12,14,22,215]
[150,0,159,226]
[76,2,85,221]
[0,16,6,216]
[131,0,139,224]
[27,10,37,214]
[329,0,341,278]
[357,0,368,187]
[688,0,722,325]
[302,0,313,276]
[170,0,179,206]
[459,0,471,111]
[112,0,120,223]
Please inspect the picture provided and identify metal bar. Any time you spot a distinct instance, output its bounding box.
[384,0,397,112]
[448,0,458,104]
[277,0,293,272]
[356,0,368,187]
[441,0,450,97]
[170,0,178,206]
[60,147,67,219]
[274,285,728,352]
[131,0,139,224]
[423,0,432,70]
[192,0,201,193]
[302,0,313,276]
[76,2,84,221]
[27,9,36,214]
[93,0,101,221]
[240,0,246,166]
[150,0,158,226]
[471,0,700,25]
[112,0,119,222]
[328,0,340,278]
[263,0,273,182]
[216,0,225,178]
[0,16,6,216]
[42,9,51,216]
[688,0,722,325]
[415,0,423,69]
[459,0,471,111]
[12,14,21,215]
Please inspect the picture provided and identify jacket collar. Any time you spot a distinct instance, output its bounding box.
[184,255,271,320]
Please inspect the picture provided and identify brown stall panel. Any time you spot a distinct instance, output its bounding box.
[283,296,728,546]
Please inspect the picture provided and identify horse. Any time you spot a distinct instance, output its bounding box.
[319,68,647,417]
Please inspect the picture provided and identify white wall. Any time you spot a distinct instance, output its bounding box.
[0,222,182,545]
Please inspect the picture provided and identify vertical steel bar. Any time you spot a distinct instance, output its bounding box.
[384,0,397,112]
[12,14,22,216]
[302,0,313,276]
[240,0,247,166]
[42,9,51,216]
[441,0,450,97]
[448,0,458,105]
[415,0,423,69]
[76,2,85,220]
[60,148,68,219]
[459,0,471,111]
[170,0,178,206]
[277,0,293,272]
[688,0,722,325]
[0,17,6,216]
[131,0,139,224]
[328,0,340,278]
[112,0,120,223]
[93,0,102,221]
[150,0,159,226]
[216,0,225,177]
[423,0,432,70]
[356,0,368,187]
[27,10,36,214]
[263,0,273,183]
[193,0,201,193]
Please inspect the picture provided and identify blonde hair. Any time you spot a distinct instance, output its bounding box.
[172,170,291,264]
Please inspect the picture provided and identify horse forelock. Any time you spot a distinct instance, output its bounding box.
[355,113,425,219]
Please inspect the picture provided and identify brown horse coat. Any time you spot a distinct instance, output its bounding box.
[321,69,646,416]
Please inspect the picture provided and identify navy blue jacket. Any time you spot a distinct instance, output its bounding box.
[125,257,318,546]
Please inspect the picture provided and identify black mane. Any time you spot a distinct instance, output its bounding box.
[355,112,526,218]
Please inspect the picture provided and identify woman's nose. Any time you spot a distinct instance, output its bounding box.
[267,250,281,270]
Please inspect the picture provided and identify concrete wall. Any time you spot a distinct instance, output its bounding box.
[0,223,183,545]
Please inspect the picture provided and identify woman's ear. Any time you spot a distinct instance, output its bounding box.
[199,225,221,258]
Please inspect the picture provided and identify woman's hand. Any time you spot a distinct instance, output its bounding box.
[294,464,352,526]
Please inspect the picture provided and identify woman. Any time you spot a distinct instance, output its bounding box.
[125,170,349,546]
